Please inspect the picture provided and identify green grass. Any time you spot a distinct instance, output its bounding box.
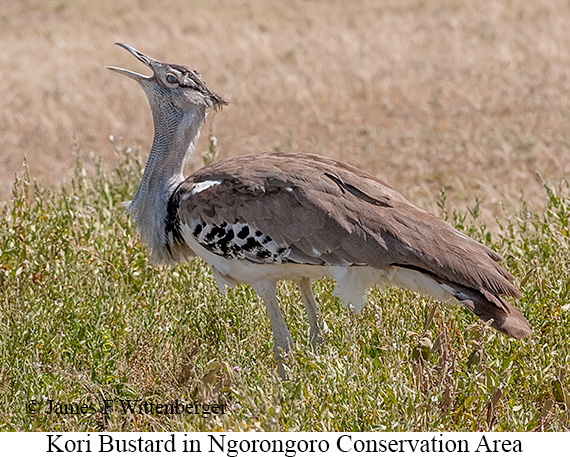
[0,149,569,432]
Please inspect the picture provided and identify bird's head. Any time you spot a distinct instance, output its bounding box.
[108,43,227,113]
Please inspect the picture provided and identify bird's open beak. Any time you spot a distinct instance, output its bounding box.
[107,43,157,81]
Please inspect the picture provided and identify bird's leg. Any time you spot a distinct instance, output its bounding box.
[252,280,293,380]
[296,278,329,347]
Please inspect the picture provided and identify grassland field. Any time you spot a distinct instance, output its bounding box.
[0,0,569,432]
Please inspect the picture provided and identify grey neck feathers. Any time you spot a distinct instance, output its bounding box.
[127,103,206,263]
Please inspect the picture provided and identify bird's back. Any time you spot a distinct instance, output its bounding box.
[164,152,531,339]
[169,152,515,293]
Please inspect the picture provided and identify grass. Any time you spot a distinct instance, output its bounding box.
[0,146,569,432]
[1,0,570,432]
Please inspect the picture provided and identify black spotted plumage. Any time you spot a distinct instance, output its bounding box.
[237,226,249,239]
[189,217,293,264]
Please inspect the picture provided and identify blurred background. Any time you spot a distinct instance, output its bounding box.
[1,0,569,223]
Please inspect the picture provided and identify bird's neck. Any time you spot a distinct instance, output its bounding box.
[128,103,206,263]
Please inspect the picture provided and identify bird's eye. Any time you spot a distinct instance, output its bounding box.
[166,74,177,84]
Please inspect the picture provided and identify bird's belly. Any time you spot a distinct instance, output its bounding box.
[181,223,391,309]
[180,224,455,313]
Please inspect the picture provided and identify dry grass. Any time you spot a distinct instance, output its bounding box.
[2,0,570,224]
[2,1,570,432]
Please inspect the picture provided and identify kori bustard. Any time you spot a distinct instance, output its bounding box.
[109,44,531,377]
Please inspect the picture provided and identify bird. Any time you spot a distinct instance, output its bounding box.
[108,43,531,378]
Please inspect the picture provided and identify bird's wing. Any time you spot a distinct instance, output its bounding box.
[170,152,520,299]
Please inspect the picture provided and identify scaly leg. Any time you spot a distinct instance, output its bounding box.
[252,280,293,379]
[296,277,329,346]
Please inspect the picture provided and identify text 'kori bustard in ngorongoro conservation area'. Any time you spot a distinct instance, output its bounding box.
[108,43,531,379]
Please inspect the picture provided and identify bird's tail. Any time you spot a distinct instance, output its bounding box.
[441,281,532,339]
[389,266,532,339]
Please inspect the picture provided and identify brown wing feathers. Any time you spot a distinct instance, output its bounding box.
[174,152,531,338]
